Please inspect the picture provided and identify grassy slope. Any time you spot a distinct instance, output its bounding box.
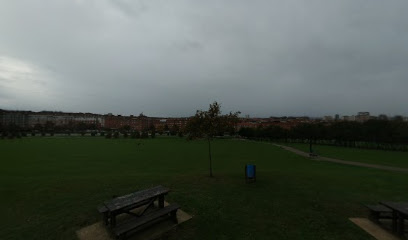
[282,142,408,168]
[1,137,407,240]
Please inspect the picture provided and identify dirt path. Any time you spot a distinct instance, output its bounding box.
[273,143,408,173]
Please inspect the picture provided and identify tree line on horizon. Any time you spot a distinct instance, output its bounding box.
[238,119,408,151]
[0,120,185,139]
[4,103,408,153]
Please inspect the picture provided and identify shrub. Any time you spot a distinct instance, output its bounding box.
[113,132,119,138]
[105,132,112,139]
[141,131,148,139]
[131,131,140,139]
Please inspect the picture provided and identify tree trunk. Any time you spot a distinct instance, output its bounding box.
[208,137,213,177]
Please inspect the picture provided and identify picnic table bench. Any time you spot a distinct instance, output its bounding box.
[365,204,392,223]
[98,185,179,239]
[379,201,408,235]
[114,204,179,239]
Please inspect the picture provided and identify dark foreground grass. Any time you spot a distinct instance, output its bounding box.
[1,137,408,240]
[282,142,408,168]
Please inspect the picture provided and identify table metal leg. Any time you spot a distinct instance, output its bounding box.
[398,213,404,235]
[159,195,164,208]
[103,212,109,225]
[111,214,116,227]
[392,211,398,233]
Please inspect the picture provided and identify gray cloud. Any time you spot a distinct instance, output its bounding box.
[0,0,407,117]
[109,0,148,17]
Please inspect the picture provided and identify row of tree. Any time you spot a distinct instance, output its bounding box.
[0,122,185,137]
[238,120,408,151]
[0,127,187,139]
[105,131,150,139]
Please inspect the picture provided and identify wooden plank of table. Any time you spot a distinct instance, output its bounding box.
[104,185,170,212]
[380,202,408,216]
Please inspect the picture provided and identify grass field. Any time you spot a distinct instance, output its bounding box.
[1,137,408,240]
[281,142,408,169]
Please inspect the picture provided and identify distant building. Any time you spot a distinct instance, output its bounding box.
[342,115,356,121]
[335,114,340,121]
[27,113,55,127]
[393,115,404,122]
[323,116,334,122]
[236,116,312,130]
[0,111,29,128]
[356,112,370,122]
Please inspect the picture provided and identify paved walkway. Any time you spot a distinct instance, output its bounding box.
[273,143,408,173]
[349,218,400,240]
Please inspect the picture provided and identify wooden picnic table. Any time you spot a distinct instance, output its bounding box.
[379,201,408,235]
[101,185,170,227]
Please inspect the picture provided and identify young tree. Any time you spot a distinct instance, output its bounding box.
[150,125,156,138]
[186,102,240,177]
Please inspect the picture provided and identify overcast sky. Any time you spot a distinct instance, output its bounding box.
[0,1,407,117]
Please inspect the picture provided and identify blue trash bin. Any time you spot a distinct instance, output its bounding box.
[245,164,256,182]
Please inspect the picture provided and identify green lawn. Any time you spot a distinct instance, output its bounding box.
[281,142,408,168]
[1,137,408,240]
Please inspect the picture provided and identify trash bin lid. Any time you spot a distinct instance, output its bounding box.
[246,164,255,178]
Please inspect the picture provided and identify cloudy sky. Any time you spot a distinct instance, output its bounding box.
[0,1,407,117]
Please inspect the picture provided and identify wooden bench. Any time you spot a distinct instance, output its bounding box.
[113,204,180,239]
[365,204,392,222]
